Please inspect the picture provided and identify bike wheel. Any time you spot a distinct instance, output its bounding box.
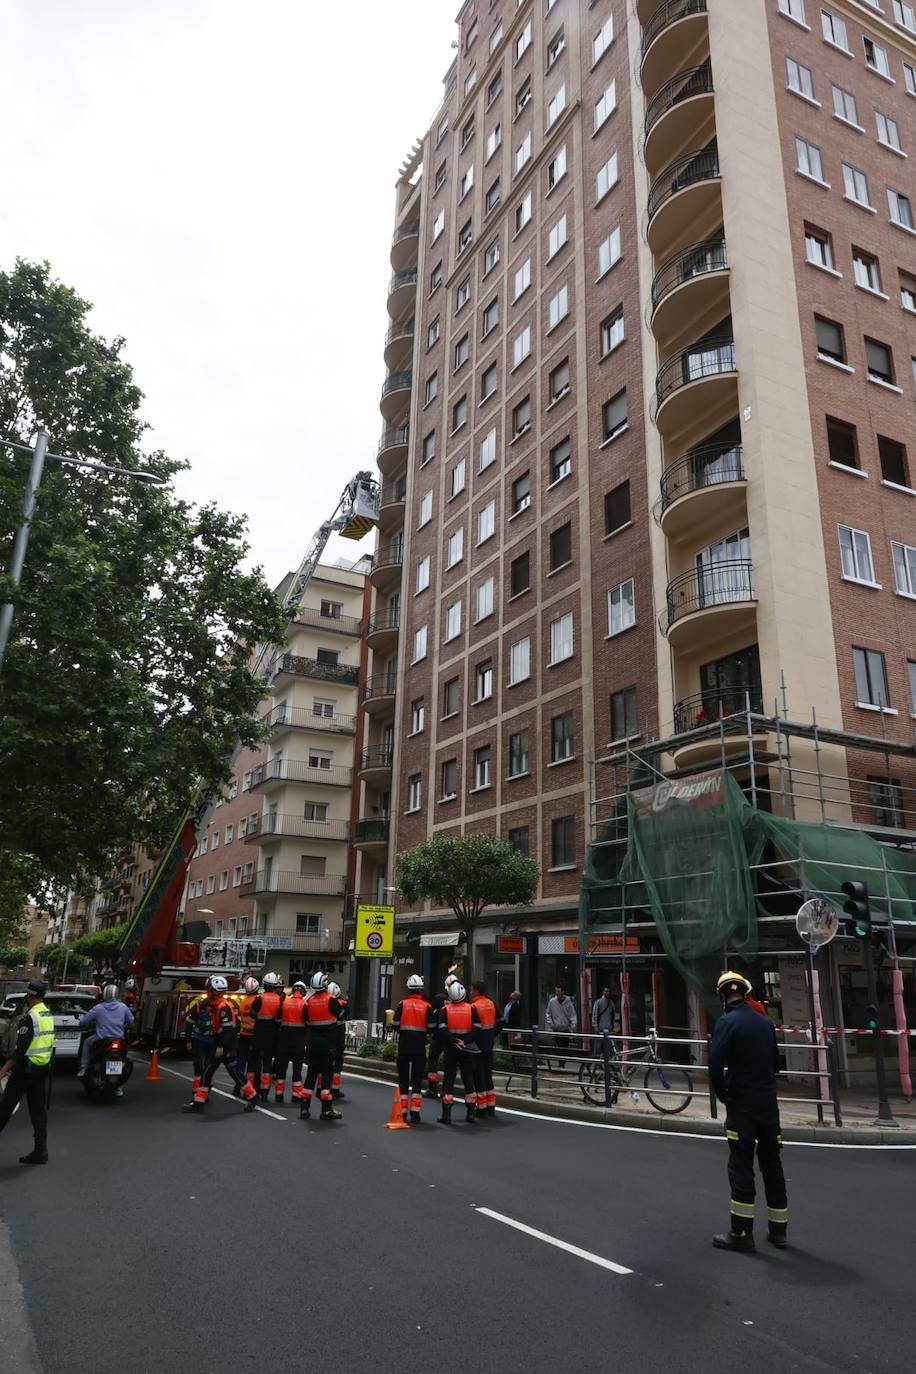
[644,1063,693,1114]
[578,1059,619,1108]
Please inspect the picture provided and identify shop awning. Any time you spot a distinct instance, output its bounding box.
[419,931,461,947]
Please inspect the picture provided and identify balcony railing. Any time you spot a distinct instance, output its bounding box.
[253,815,350,842]
[290,605,363,636]
[662,560,754,632]
[371,542,404,571]
[391,223,420,249]
[381,370,413,400]
[242,871,347,897]
[379,482,407,508]
[362,675,398,704]
[385,319,415,348]
[644,61,713,139]
[354,817,390,845]
[642,0,707,56]
[270,653,359,687]
[378,426,409,458]
[359,747,394,772]
[651,237,727,313]
[655,336,736,410]
[366,609,400,635]
[262,704,357,734]
[388,270,418,297]
[673,686,764,735]
[659,442,744,512]
[253,760,353,788]
[647,145,720,221]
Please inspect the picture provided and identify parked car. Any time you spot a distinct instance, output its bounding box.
[0,991,98,1065]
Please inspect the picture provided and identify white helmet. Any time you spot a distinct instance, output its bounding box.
[292,980,307,993]
[262,972,281,989]
[447,982,467,1002]
[328,981,342,997]
[310,972,328,991]
[444,973,457,989]
[243,976,260,994]
[103,984,119,1001]
[207,975,229,993]
[407,974,424,992]
[125,977,136,989]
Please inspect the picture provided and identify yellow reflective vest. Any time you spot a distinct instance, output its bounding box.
[25,1003,55,1067]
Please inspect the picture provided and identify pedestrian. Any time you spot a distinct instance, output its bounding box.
[591,985,618,1041]
[77,983,135,1088]
[437,981,481,1125]
[242,971,284,1108]
[272,980,307,1104]
[470,981,500,1117]
[328,980,348,1099]
[392,974,434,1122]
[501,990,522,1049]
[0,977,54,1165]
[182,975,238,1112]
[233,975,260,1096]
[301,973,342,1121]
[545,985,577,1068]
[709,970,788,1253]
[425,972,457,1098]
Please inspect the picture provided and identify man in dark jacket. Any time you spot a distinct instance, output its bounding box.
[708,971,788,1253]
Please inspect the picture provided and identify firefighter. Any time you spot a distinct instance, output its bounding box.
[470,980,500,1118]
[182,975,237,1112]
[392,974,434,1122]
[425,972,457,1098]
[709,971,789,1253]
[242,971,284,1110]
[232,976,260,1096]
[273,981,307,1103]
[437,981,480,1125]
[301,973,342,1121]
[328,980,347,1099]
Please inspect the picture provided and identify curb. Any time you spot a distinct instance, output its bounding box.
[343,1056,916,1146]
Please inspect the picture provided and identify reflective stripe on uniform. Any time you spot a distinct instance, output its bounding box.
[730,1200,756,1219]
[767,1207,789,1222]
[725,1129,739,1140]
[25,1005,55,1065]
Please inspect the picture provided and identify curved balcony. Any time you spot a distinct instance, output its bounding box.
[653,336,737,437]
[380,369,413,422]
[647,146,721,257]
[368,542,404,593]
[390,222,420,273]
[378,481,407,535]
[377,425,409,478]
[251,815,350,845]
[644,63,714,174]
[361,675,397,715]
[660,560,756,649]
[262,704,358,736]
[388,269,418,318]
[366,607,400,653]
[358,747,395,782]
[659,442,745,540]
[641,0,708,93]
[650,237,729,343]
[354,816,390,852]
[384,317,415,370]
[671,685,766,767]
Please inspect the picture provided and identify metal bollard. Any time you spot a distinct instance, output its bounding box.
[826,1034,843,1128]
[530,1025,539,1099]
[602,1030,613,1109]
[707,1035,717,1119]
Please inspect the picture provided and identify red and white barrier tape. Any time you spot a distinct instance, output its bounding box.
[775,1025,916,1038]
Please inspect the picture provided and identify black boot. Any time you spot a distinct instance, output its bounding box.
[424,1083,439,1099]
[182,1100,202,1114]
[320,1101,342,1121]
[300,1101,311,1119]
[768,1228,788,1250]
[410,1111,421,1124]
[712,1231,756,1254]
[19,1146,48,1165]
[465,1102,477,1122]
[438,1102,452,1125]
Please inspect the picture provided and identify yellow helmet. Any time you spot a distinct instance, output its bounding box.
[716,970,752,998]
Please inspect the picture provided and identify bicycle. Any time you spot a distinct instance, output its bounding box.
[577,1029,693,1114]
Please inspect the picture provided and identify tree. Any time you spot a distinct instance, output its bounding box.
[0,944,29,969]
[396,834,539,979]
[71,924,129,976]
[0,259,288,908]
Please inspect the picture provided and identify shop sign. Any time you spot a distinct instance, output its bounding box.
[630,768,725,817]
[563,935,640,955]
[498,936,524,954]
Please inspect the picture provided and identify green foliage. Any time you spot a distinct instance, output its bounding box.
[356,1041,380,1058]
[71,923,129,968]
[378,1039,399,1063]
[396,833,539,928]
[40,943,72,973]
[0,852,37,943]
[0,259,287,892]
[0,944,29,969]
[492,1050,516,1073]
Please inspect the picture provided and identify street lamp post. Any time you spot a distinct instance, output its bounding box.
[0,428,166,674]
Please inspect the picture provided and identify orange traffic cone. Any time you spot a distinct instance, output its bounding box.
[384,1086,410,1130]
[145,1050,161,1082]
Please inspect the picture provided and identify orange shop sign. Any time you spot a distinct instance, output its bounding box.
[498,936,525,954]
[563,935,640,955]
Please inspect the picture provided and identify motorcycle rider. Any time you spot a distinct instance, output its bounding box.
[328,980,348,1099]
[273,980,307,1103]
[301,973,343,1121]
[77,984,135,1095]
[182,975,238,1112]
[242,971,284,1108]
[437,982,481,1125]
[392,974,434,1123]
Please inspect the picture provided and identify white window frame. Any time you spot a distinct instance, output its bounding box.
[894,0,916,34]
[778,0,807,22]
[888,188,914,230]
[516,19,532,62]
[418,490,433,527]
[515,190,533,233]
[596,151,618,202]
[477,499,496,544]
[805,228,834,270]
[412,625,428,663]
[838,525,877,585]
[864,36,891,77]
[475,576,495,622]
[432,210,444,242]
[444,600,462,643]
[853,251,881,293]
[876,111,902,152]
[796,136,825,183]
[513,324,532,368]
[607,578,636,637]
[446,527,464,569]
[407,774,422,812]
[473,746,491,791]
[450,457,466,498]
[598,226,621,277]
[548,283,569,330]
[508,636,530,686]
[486,123,502,161]
[593,16,614,65]
[547,84,566,128]
[594,81,616,131]
[513,257,532,299]
[549,611,574,665]
[892,541,916,596]
[821,10,849,53]
[548,213,567,258]
[547,145,567,190]
[479,427,497,471]
[787,57,815,101]
[842,163,871,208]
[831,84,859,127]
[515,131,532,174]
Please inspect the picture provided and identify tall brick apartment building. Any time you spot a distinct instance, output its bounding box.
[363,0,916,1030]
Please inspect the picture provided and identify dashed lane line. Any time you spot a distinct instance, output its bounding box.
[474,1207,633,1275]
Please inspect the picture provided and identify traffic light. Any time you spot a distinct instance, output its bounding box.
[865,1004,880,1033]
[842,880,872,939]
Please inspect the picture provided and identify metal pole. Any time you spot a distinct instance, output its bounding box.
[826,1034,843,1128]
[707,1035,717,1119]
[804,943,825,1125]
[60,946,70,990]
[602,1029,613,1108]
[0,429,49,673]
[863,936,897,1125]
[366,956,380,1038]
[530,1025,539,1098]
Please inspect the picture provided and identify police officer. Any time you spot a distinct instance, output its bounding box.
[470,981,500,1118]
[242,971,284,1108]
[273,980,307,1103]
[437,981,480,1125]
[709,970,789,1252]
[301,973,343,1121]
[328,980,348,1099]
[392,975,434,1122]
[0,977,54,1164]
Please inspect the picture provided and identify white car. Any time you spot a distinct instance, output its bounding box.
[0,992,98,1063]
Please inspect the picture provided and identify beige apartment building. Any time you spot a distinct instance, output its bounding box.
[369,0,916,1034]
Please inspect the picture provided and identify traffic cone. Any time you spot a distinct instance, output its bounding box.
[384,1086,410,1130]
[145,1050,161,1082]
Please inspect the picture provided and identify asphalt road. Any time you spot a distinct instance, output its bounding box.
[0,1061,911,1374]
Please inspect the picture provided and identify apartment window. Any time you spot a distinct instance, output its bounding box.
[413,625,428,662]
[795,136,824,182]
[905,63,916,96]
[513,324,532,367]
[512,396,531,438]
[888,188,915,230]
[410,698,425,735]
[549,437,571,484]
[219,871,229,891]
[489,21,503,55]
[473,745,492,791]
[596,152,619,201]
[441,759,458,800]
[308,748,332,769]
[894,0,916,33]
[909,660,916,714]
[600,306,625,357]
[842,163,871,208]
[787,58,815,100]
[446,527,464,568]
[593,16,614,64]
[303,802,328,823]
[778,0,806,19]
[826,417,859,469]
[485,179,501,214]
[478,498,496,542]
[550,815,575,869]
[510,550,530,597]
[452,395,468,431]
[206,875,215,895]
[547,84,566,128]
[458,220,473,253]
[549,611,573,664]
[444,600,462,642]
[607,578,636,636]
[475,576,495,621]
[418,490,433,527]
[594,81,616,131]
[548,283,568,330]
[480,427,497,470]
[838,525,876,583]
[435,161,447,191]
[831,86,858,127]
[507,826,529,856]
[511,472,531,515]
[513,257,532,299]
[515,191,533,233]
[407,774,422,812]
[547,30,565,66]
[900,273,916,312]
[853,251,881,292]
[481,362,498,400]
[549,360,570,406]
[430,261,443,293]
[508,730,529,778]
[603,389,628,441]
[868,777,905,829]
[456,276,471,311]
[821,11,848,51]
[315,648,339,668]
[876,112,902,153]
[466,19,478,49]
[515,132,532,175]
[432,210,445,242]
[427,317,440,350]
[464,66,477,96]
[550,711,575,763]
[516,19,532,61]
[509,636,530,684]
[436,115,449,146]
[296,913,320,936]
[805,225,834,269]
[853,646,890,708]
[549,521,572,571]
[454,333,470,370]
[610,687,638,744]
[598,226,621,276]
[475,658,493,702]
[865,338,894,385]
[484,238,500,273]
[547,145,567,190]
[548,214,567,259]
[450,457,466,497]
[422,431,436,464]
[815,316,846,365]
[516,77,532,115]
[863,36,890,77]
[879,435,910,485]
[460,167,474,202]
[224,822,234,844]
[486,121,502,161]
[892,541,916,596]
[425,372,438,404]
[443,678,460,717]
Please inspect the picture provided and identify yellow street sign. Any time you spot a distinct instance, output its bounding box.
[355,904,395,957]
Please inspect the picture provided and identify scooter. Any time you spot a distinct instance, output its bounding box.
[82,1036,134,1101]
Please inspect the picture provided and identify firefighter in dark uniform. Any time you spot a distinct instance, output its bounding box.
[437,982,481,1124]
[0,977,54,1164]
[242,971,284,1109]
[272,980,307,1103]
[232,976,260,1095]
[182,975,238,1111]
[301,973,343,1121]
[392,974,434,1122]
[709,970,789,1252]
[470,981,501,1118]
[425,972,457,1098]
[328,980,347,1099]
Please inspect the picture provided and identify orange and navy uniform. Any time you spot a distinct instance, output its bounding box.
[437,1001,481,1108]
[244,989,284,1098]
[272,990,307,1101]
[471,993,501,1113]
[331,994,348,1094]
[184,996,238,1104]
[303,992,343,1103]
[392,995,434,1115]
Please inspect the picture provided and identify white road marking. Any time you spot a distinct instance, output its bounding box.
[475,1207,633,1275]
[343,1072,916,1151]
[154,1062,288,1121]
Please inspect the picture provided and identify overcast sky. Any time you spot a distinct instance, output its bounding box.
[1,0,455,585]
